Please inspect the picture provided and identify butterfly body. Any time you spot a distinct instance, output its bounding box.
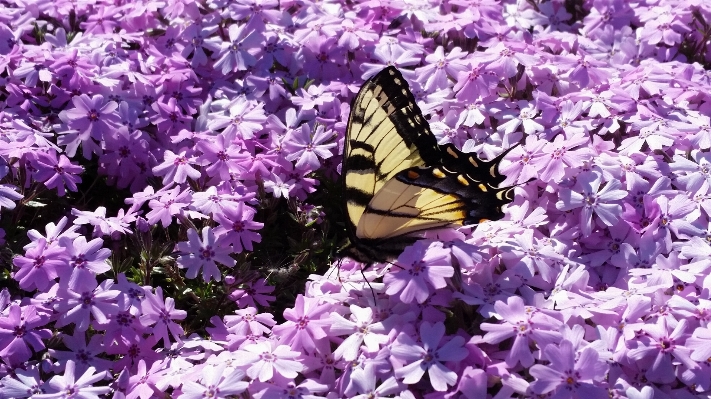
[341,67,516,264]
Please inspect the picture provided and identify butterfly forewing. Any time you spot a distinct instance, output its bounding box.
[343,67,439,232]
[341,66,521,264]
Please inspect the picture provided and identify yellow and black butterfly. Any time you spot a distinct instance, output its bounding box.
[340,66,517,264]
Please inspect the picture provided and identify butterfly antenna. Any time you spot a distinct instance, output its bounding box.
[360,264,378,306]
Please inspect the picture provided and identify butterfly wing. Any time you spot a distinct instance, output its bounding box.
[342,67,440,243]
[342,67,518,264]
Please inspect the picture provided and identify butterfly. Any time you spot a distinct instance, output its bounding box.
[340,66,518,265]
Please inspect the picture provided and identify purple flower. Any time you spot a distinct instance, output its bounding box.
[33,152,83,197]
[223,307,276,339]
[283,124,336,170]
[0,181,22,211]
[417,46,467,91]
[13,238,67,291]
[57,235,111,291]
[533,132,590,182]
[213,201,263,253]
[480,296,563,367]
[390,321,467,391]
[152,149,202,185]
[208,97,267,141]
[384,241,454,304]
[627,318,697,384]
[229,278,275,308]
[181,24,221,67]
[329,304,390,361]
[54,279,120,332]
[57,94,120,141]
[176,227,236,282]
[49,331,113,374]
[71,206,133,238]
[556,171,627,236]
[179,363,249,399]
[146,186,192,228]
[139,287,187,348]
[529,340,608,399]
[34,360,111,399]
[351,363,404,399]
[151,98,191,136]
[271,295,330,353]
[214,21,263,74]
[0,365,45,398]
[0,304,51,364]
[497,100,544,136]
[233,340,303,382]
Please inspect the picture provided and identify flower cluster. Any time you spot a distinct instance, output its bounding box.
[2,0,711,398]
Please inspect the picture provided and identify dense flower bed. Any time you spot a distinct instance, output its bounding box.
[2,0,711,397]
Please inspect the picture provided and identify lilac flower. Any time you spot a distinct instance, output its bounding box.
[417,46,467,91]
[146,186,192,228]
[152,149,202,185]
[390,321,467,391]
[54,279,120,332]
[151,98,191,136]
[0,180,22,211]
[179,364,248,399]
[529,340,608,399]
[33,152,83,197]
[229,278,276,308]
[213,201,263,253]
[0,365,45,398]
[25,217,80,250]
[208,97,267,141]
[223,307,276,339]
[627,318,697,384]
[34,360,110,399]
[13,238,68,291]
[329,305,390,361]
[49,47,95,85]
[233,340,303,382]
[263,173,295,199]
[646,194,701,251]
[139,287,187,347]
[214,21,263,74]
[181,24,221,67]
[0,304,51,364]
[497,100,544,136]
[271,295,330,353]
[58,94,120,141]
[71,207,133,238]
[283,124,336,170]
[351,363,405,399]
[176,227,236,282]
[480,296,563,367]
[53,235,111,292]
[533,132,590,182]
[556,171,627,236]
[49,331,113,374]
[384,241,454,304]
